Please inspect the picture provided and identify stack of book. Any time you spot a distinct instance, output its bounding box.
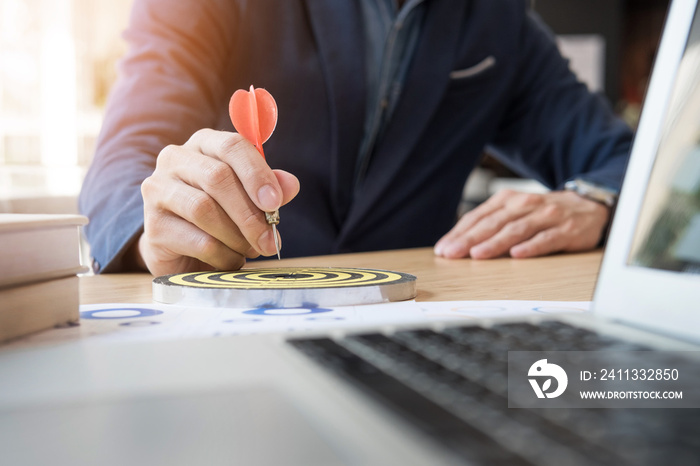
[0,214,88,343]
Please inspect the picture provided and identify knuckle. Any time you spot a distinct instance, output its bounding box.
[234,162,258,186]
[188,193,217,221]
[538,229,557,243]
[238,207,264,235]
[195,234,219,259]
[518,193,543,208]
[188,128,216,146]
[461,233,476,246]
[542,203,564,218]
[157,144,178,166]
[504,221,528,237]
[202,160,234,189]
[561,219,578,235]
[219,132,247,157]
[481,217,500,232]
[140,176,155,197]
[193,128,213,139]
[140,176,165,209]
[159,143,178,156]
[495,189,515,200]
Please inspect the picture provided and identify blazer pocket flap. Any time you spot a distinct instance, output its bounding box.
[449,56,497,80]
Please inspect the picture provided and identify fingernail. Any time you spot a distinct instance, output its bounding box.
[257,185,280,212]
[434,244,443,256]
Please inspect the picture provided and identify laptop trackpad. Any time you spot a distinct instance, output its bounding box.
[3,386,348,466]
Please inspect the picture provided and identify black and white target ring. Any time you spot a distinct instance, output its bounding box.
[152,267,417,307]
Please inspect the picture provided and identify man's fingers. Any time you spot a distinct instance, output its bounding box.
[142,213,246,274]
[186,129,282,212]
[509,226,570,258]
[156,143,277,256]
[139,128,302,276]
[436,205,531,258]
[434,190,611,261]
[154,180,254,256]
[469,207,563,259]
[435,191,510,254]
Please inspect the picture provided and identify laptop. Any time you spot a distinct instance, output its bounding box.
[1,0,699,465]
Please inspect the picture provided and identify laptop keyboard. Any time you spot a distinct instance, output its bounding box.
[289,321,699,466]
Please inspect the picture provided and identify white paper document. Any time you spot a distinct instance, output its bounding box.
[6,300,591,348]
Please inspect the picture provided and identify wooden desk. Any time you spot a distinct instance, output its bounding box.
[80,247,603,304]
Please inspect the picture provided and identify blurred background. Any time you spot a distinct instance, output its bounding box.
[0,0,670,215]
[0,0,129,212]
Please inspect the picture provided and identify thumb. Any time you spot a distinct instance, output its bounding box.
[273,170,300,206]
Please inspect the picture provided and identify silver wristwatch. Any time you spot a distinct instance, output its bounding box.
[563,179,618,208]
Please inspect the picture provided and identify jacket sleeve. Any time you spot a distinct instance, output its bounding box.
[486,10,633,192]
[78,0,238,273]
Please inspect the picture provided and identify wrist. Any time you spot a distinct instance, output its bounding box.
[563,179,617,247]
[563,178,618,208]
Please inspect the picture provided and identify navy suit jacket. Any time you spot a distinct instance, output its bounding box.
[79,0,633,273]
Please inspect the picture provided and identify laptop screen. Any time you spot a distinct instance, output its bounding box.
[629,3,700,275]
[594,0,700,343]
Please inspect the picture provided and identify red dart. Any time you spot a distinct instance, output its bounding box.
[229,85,278,158]
[228,85,282,259]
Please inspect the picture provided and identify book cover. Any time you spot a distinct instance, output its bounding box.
[0,214,88,288]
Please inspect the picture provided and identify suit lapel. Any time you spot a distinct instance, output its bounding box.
[339,0,469,238]
[303,0,366,227]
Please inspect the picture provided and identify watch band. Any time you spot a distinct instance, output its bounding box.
[563,179,618,208]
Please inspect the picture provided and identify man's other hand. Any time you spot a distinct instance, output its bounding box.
[434,189,610,259]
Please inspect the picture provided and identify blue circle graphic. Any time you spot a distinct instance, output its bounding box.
[243,307,332,317]
[80,307,164,320]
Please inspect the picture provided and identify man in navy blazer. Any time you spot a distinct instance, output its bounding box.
[79,0,632,275]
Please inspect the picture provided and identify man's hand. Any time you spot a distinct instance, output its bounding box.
[434,189,610,259]
[136,129,300,276]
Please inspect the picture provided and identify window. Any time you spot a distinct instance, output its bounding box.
[0,0,131,200]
